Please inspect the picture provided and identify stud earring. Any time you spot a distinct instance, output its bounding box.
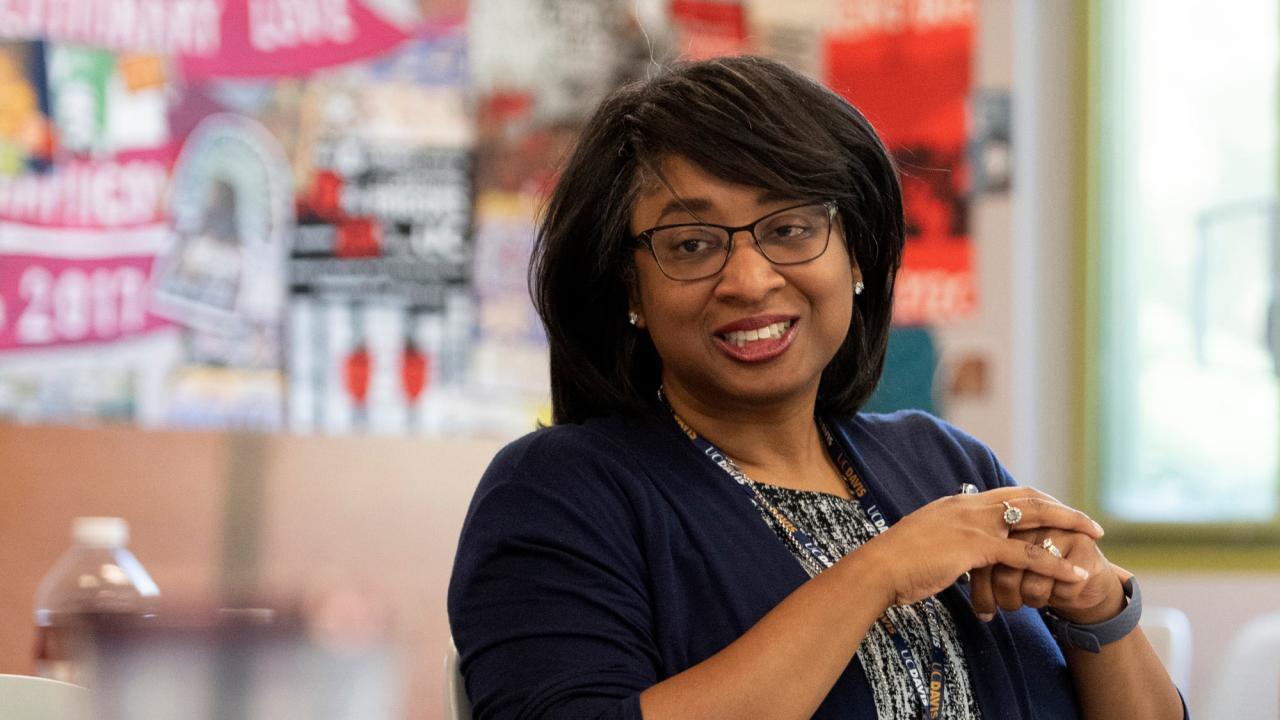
[854,281,865,296]
[628,311,639,326]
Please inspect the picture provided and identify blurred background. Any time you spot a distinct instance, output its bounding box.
[0,0,1277,718]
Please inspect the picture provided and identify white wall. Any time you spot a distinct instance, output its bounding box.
[935,0,1072,502]
[934,0,1019,480]
[1141,573,1280,711]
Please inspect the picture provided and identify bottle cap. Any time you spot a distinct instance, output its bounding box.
[72,517,129,548]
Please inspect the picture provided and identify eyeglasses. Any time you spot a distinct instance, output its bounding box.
[633,201,837,281]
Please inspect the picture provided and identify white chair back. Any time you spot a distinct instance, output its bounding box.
[1203,610,1280,720]
[0,674,88,720]
[1139,605,1193,695]
[445,641,473,720]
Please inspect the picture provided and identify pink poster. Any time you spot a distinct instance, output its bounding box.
[179,0,410,79]
[0,153,175,353]
[0,244,170,353]
[0,0,410,80]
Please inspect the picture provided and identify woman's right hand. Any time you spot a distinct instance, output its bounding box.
[857,488,1104,607]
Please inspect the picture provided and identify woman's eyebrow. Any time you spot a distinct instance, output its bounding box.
[655,197,714,224]
[653,191,803,225]
[756,189,799,204]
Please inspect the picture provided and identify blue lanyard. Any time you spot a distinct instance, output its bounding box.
[666,402,947,719]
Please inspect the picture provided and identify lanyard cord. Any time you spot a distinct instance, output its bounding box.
[661,391,948,719]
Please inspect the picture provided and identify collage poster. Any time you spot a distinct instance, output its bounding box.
[0,0,979,436]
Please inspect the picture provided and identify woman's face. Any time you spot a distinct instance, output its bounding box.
[629,155,862,413]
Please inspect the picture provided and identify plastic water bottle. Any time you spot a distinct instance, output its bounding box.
[33,517,160,685]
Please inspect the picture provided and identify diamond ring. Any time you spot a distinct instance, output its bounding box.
[1042,538,1063,558]
[1001,501,1023,526]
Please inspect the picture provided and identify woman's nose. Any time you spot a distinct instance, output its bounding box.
[713,231,785,301]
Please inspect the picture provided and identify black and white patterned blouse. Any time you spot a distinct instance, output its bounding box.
[751,480,983,720]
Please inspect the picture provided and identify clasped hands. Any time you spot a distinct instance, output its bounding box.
[862,488,1128,625]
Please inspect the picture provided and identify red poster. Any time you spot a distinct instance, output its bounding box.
[671,0,747,60]
[824,0,976,325]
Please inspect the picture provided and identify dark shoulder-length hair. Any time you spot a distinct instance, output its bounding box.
[531,55,905,425]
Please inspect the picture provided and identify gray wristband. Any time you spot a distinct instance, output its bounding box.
[1040,575,1142,653]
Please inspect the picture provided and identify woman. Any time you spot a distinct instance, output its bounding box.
[448,56,1185,720]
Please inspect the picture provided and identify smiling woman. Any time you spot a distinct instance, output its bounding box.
[529,57,901,426]
[628,159,859,423]
[447,56,1185,720]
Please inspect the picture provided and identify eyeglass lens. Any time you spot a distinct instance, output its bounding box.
[648,203,832,280]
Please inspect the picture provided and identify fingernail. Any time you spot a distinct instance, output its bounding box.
[1093,521,1105,536]
[1073,565,1090,580]
[977,612,994,622]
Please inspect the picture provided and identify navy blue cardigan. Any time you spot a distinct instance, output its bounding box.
[448,410,1082,719]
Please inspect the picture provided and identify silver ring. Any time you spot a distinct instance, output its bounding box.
[1001,501,1023,526]
[1042,538,1062,558]
[959,483,980,495]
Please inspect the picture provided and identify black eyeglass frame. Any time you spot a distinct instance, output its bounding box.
[632,200,840,281]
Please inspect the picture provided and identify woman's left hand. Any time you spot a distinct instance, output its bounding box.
[969,529,1129,624]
